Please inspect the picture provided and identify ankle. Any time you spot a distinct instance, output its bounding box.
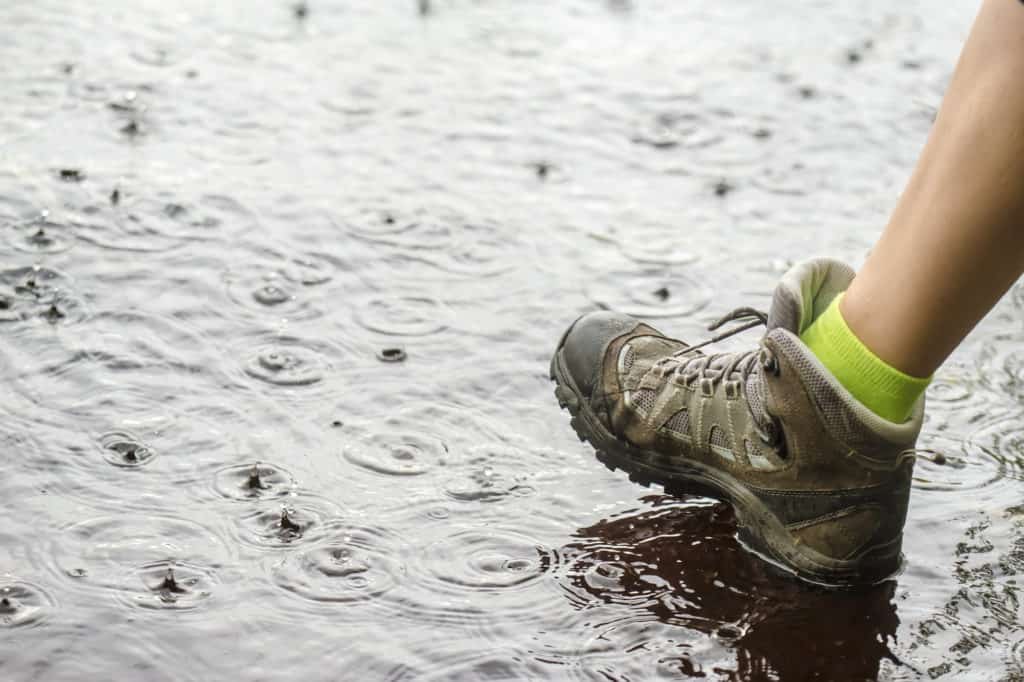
[800,294,930,423]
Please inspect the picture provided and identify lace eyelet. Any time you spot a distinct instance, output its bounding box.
[759,349,779,376]
[759,418,785,451]
[700,378,714,397]
[724,381,739,400]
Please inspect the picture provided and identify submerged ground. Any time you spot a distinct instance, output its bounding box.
[1,1,1020,679]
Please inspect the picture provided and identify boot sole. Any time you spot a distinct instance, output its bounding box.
[549,344,898,587]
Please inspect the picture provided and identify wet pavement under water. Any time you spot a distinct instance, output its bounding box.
[0,1,1020,680]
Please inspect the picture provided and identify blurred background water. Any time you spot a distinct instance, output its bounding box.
[2,1,1021,680]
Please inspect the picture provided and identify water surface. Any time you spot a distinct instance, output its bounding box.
[2,1,1021,679]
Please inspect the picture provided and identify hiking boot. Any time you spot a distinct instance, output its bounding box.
[550,258,923,585]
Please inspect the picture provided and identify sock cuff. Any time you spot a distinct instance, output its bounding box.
[801,294,930,423]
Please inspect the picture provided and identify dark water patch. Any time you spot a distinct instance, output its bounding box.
[557,497,903,680]
[0,580,56,628]
[213,462,296,501]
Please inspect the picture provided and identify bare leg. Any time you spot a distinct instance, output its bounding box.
[842,0,1024,379]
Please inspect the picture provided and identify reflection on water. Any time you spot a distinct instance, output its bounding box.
[560,496,901,679]
[0,0,1017,679]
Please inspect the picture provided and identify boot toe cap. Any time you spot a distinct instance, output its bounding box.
[557,311,640,398]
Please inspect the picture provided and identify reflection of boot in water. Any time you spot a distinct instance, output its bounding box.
[557,496,902,680]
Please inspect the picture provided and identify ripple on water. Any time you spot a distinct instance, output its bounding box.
[442,444,544,503]
[374,520,563,635]
[232,334,351,399]
[967,417,1024,482]
[631,110,723,153]
[342,206,521,279]
[271,523,406,607]
[70,189,258,252]
[421,528,552,591]
[0,580,56,628]
[976,333,1024,400]
[234,494,342,550]
[46,515,229,612]
[133,561,218,611]
[224,255,333,319]
[99,431,157,468]
[340,407,454,478]
[245,346,326,386]
[912,429,1009,493]
[0,265,88,325]
[614,224,701,267]
[212,462,296,501]
[7,214,74,254]
[354,296,453,337]
[585,266,712,319]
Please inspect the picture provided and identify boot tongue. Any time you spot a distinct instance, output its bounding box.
[767,258,856,334]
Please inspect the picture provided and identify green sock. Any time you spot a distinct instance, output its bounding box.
[800,294,930,423]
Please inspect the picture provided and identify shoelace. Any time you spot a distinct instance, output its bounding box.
[652,307,783,447]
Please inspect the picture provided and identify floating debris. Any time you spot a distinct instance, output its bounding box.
[798,86,816,100]
[713,179,734,197]
[110,187,120,205]
[752,128,772,139]
[377,347,407,363]
[331,420,343,428]
[652,287,670,301]
[58,169,84,182]
[293,2,308,19]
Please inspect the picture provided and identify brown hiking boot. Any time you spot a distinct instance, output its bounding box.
[550,258,923,585]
